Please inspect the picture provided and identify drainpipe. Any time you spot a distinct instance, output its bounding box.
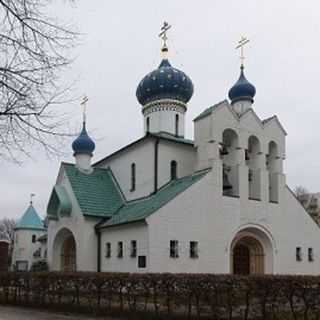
[95,227,101,272]
[154,138,159,193]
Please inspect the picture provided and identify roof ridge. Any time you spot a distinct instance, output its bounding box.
[193,100,228,121]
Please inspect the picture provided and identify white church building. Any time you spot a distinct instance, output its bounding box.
[45,29,320,275]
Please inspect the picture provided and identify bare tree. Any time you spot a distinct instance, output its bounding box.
[294,186,310,208]
[0,0,78,161]
[0,218,15,243]
[294,186,320,225]
[0,218,16,264]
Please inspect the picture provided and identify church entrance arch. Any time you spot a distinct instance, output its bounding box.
[52,228,77,272]
[230,227,273,275]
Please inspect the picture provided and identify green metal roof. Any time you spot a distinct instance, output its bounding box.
[99,169,210,229]
[193,100,227,121]
[150,132,194,145]
[15,204,46,231]
[47,185,72,218]
[63,163,124,218]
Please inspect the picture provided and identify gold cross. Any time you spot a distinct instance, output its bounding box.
[236,36,250,66]
[80,96,88,123]
[159,21,171,51]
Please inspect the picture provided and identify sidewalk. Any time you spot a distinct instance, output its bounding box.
[0,306,123,320]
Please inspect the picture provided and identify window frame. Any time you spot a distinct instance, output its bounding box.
[138,255,146,268]
[130,240,137,258]
[170,240,179,258]
[105,242,111,258]
[117,241,123,258]
[175,114,179,136]
[130,163,136,192]
[146,117,150,133]
[170,160,177,180]
[296,247,302,261]
[308,247,314,262]
[190,241,199,259]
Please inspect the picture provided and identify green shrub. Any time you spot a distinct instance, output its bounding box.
[0,272,319,319]
[30,260,49,272]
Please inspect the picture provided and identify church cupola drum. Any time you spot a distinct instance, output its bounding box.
[136,22,194,137]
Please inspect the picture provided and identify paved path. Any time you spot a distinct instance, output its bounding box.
[0,306,123,320]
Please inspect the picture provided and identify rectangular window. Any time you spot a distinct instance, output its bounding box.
[138,256,146,268]
[32,235,36,243]
[117,241,123,258]
[296,247,302,261]
[130,163,136,192]
[170,240,179,258]
[308,248,314,262]
[190,241,199,259]
[105,242,111,258]
[130,240,137,258]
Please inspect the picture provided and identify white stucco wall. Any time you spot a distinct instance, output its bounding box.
[100,222,148,272]
[157,140,195,188]
[96,137,196,201]
[146,170,320,274]
[96,139,155,200]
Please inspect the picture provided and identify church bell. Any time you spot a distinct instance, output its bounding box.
[219,144,229,156]
[223,168,233,190]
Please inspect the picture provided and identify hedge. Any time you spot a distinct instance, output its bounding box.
[1,272,320,319]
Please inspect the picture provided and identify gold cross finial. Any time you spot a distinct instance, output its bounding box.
[80,95,88,124]
[236,36,250,67]
[159,21,171,55]
[30,193,35,205]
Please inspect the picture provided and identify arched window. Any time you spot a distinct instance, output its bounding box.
[221,129,239,197]
[146,117,150,133]
[267,141,279,203]
[130,163,136,191]
[175,114,179,136]
[247,135,261,200]
[170,160,177,180]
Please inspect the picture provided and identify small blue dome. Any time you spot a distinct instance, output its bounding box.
[72,122,95,155]
[228,66,256,104]
[136,59,194,105]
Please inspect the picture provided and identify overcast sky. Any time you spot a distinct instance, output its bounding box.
[1,0,320,220]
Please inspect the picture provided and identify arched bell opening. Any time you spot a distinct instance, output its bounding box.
[267,141,280,203]
[247,135,261,200]
[221,129,239,197]
[52,228,77,272]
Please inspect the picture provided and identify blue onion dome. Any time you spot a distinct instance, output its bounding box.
[136,58,194,106]
[228,66,256,104]
[72,122,95,156]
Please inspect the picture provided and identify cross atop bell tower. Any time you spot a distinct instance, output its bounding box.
[236,36,250,68]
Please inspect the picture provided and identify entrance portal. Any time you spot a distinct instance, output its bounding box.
[61,234,76,272]
[232,236,264,275]
[52,228,77,271]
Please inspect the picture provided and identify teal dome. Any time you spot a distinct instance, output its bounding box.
[15,204,45,231]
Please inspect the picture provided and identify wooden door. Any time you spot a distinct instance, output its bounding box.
[233,244,250,275]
